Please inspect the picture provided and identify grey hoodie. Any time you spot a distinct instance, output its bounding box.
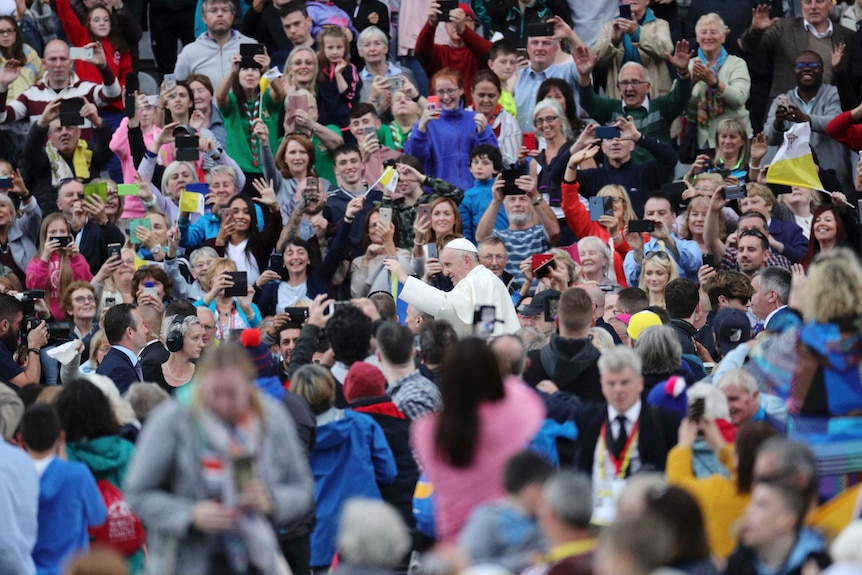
[174,30,258,89]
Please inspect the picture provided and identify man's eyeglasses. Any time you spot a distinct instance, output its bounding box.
[617,80,648,88]
[795,62,822,70]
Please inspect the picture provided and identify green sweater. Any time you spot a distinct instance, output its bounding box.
[579,77,691,165]
[221,90,283,173]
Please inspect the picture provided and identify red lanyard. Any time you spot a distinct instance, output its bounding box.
[599,417,640,478]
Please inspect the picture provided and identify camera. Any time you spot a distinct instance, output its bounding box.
[17,290,45,335]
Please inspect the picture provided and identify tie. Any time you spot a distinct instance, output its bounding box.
[614,415,628,458]
[134,361,143,381]
[753,323,765,335]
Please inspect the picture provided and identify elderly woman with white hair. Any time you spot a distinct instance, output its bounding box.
[332,498,411,575]
[684,13,752,150]
[531,98,577,245]
[357,26,422,116]
[0,183,39,290]
[578,236,623,292]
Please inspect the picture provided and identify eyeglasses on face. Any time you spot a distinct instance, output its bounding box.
[0,29,16,36]
[73,295,96,303]
[795,62,822,69]
[534,115,558,126]
[617,80,647,88]
[434,88,460,97]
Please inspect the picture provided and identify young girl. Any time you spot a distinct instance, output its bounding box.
[216,51,284,194]
[26,213,93,320]
[316,26,362,133]
[56,0,131,112]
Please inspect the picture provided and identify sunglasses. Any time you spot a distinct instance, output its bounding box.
[644,251,670,261]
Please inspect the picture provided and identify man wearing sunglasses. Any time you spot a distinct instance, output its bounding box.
[763,50,851,196]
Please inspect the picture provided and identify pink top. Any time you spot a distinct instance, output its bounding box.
[109,116,167,219]
[25,253,93,320]
[410,378,546,543]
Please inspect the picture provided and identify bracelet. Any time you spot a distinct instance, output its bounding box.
[532,196,542,206]
[344,216,354,223]
[29,348,40,354]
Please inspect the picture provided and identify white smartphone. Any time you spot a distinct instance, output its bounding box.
[378,206,392,227]
[69,47,93,61]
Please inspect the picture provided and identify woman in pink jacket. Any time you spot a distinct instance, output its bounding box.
[26,213,93,320]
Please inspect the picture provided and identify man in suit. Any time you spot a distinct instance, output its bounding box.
[751,267,801,334]
[739,0,852,99]
[543,345,680,523]
[96,304,148,394]
[137,304,167,374]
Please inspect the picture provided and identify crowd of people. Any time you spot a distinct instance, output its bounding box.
[3,0,862,574]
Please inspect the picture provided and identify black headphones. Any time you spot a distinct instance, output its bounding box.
[165,315,189,353]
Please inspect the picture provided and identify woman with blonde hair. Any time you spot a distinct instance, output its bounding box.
[196,257,262,343]
[680,195,724,253]
[638,251,679,307]
[780,187,823,239]
[25,213,93,320]
[125,343,314,575]
[284,46,319,96]
[686,117,752,183]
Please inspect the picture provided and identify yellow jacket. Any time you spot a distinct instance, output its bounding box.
[666,444,748,559]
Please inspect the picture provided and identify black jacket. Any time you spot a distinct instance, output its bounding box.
[524,334,603,402]
[544,393,681,476]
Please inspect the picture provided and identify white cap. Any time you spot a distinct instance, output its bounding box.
[444,237,478,253]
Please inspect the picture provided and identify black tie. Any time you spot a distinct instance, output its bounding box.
[614,415,628,458]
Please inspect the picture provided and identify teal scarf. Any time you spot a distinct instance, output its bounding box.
[623,8,656,65]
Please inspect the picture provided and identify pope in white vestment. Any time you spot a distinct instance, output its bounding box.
[383,238,520,337]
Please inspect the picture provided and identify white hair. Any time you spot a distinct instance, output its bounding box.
[337,498,410,566]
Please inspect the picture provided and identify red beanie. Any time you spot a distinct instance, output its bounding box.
[344,362,387,404]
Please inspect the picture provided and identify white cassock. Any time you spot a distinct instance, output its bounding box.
[398,265,520,337]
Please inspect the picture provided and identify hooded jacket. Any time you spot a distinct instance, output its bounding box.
[724,528,825,575]
[310,408,397,567]
[404,106,498,192]
[66,435,135,486]
[524,335,603,403]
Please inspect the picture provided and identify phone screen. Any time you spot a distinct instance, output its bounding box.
[472,305,496,338]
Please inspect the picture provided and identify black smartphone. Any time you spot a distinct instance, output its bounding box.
[268,253,284,273]
[595,126,621,140]
[723,185,746,201]
[51,236,72,247]
[175,135,199,162]
[544,293,561,322]
[526,22,555,37]
[589,196,613,221]
[702,254,715,269]
[224,271,248,297]
[628,219,655,233]
[472,305,496,338]
[284,306,309,323]
[107,243,122,259]
[534,259,556,279]
[59,98,85,126]
[240,43,265,58]
[689,397,706,423]
[501,168,524,196]
[124,93,136,119]
[619,3,632,19]
[438,0,457,21]
[661,181,688,198]
[0,177,12,190]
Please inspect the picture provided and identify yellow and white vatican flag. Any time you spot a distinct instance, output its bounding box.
[765,122,826,191]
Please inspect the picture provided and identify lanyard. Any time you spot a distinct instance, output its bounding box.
[597,417,640,479]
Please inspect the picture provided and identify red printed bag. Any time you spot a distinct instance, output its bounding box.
[89,479,146,556]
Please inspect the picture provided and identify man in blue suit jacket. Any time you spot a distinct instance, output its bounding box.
[751,267,802,334]
[740,184,808,263]
[96,304,148,394]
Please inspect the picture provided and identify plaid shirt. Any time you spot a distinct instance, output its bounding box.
[387,370,443,420]
[719,248,793,272]
[382,178,464,250]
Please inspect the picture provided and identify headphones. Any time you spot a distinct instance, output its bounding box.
[165,315,189,353]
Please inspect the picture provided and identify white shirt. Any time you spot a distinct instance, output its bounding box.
[804,19,833,39]
[607,400,643,443]
[226,239,260,285]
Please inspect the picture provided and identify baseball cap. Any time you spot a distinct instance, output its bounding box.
[627,310,662,340]
[713,308,751,354]
[518,289,561,318]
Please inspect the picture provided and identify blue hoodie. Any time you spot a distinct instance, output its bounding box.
[726,528,825,575]
[32,458,106,575]
[309,409,397,567]
[404,107,499,192]
[460,178,509,244]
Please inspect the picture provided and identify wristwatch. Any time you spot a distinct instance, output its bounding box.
[710,80,720,91]
[151,243,163,254]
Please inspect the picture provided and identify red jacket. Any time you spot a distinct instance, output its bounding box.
[825,110,862,151]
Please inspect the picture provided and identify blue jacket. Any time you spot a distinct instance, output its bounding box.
[404,106,499,192]
[178,204,265,250]
[33,458,106,575]
[459,178,509,244]
[310,409,397,567]
[768,218,808,264]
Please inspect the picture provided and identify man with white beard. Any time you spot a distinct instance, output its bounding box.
[475,174,560,285]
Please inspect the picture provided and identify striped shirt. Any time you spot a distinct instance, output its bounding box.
[493,225,550,284]
[0,72,121,126]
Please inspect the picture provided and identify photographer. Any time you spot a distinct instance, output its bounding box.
[0,292,48,387]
